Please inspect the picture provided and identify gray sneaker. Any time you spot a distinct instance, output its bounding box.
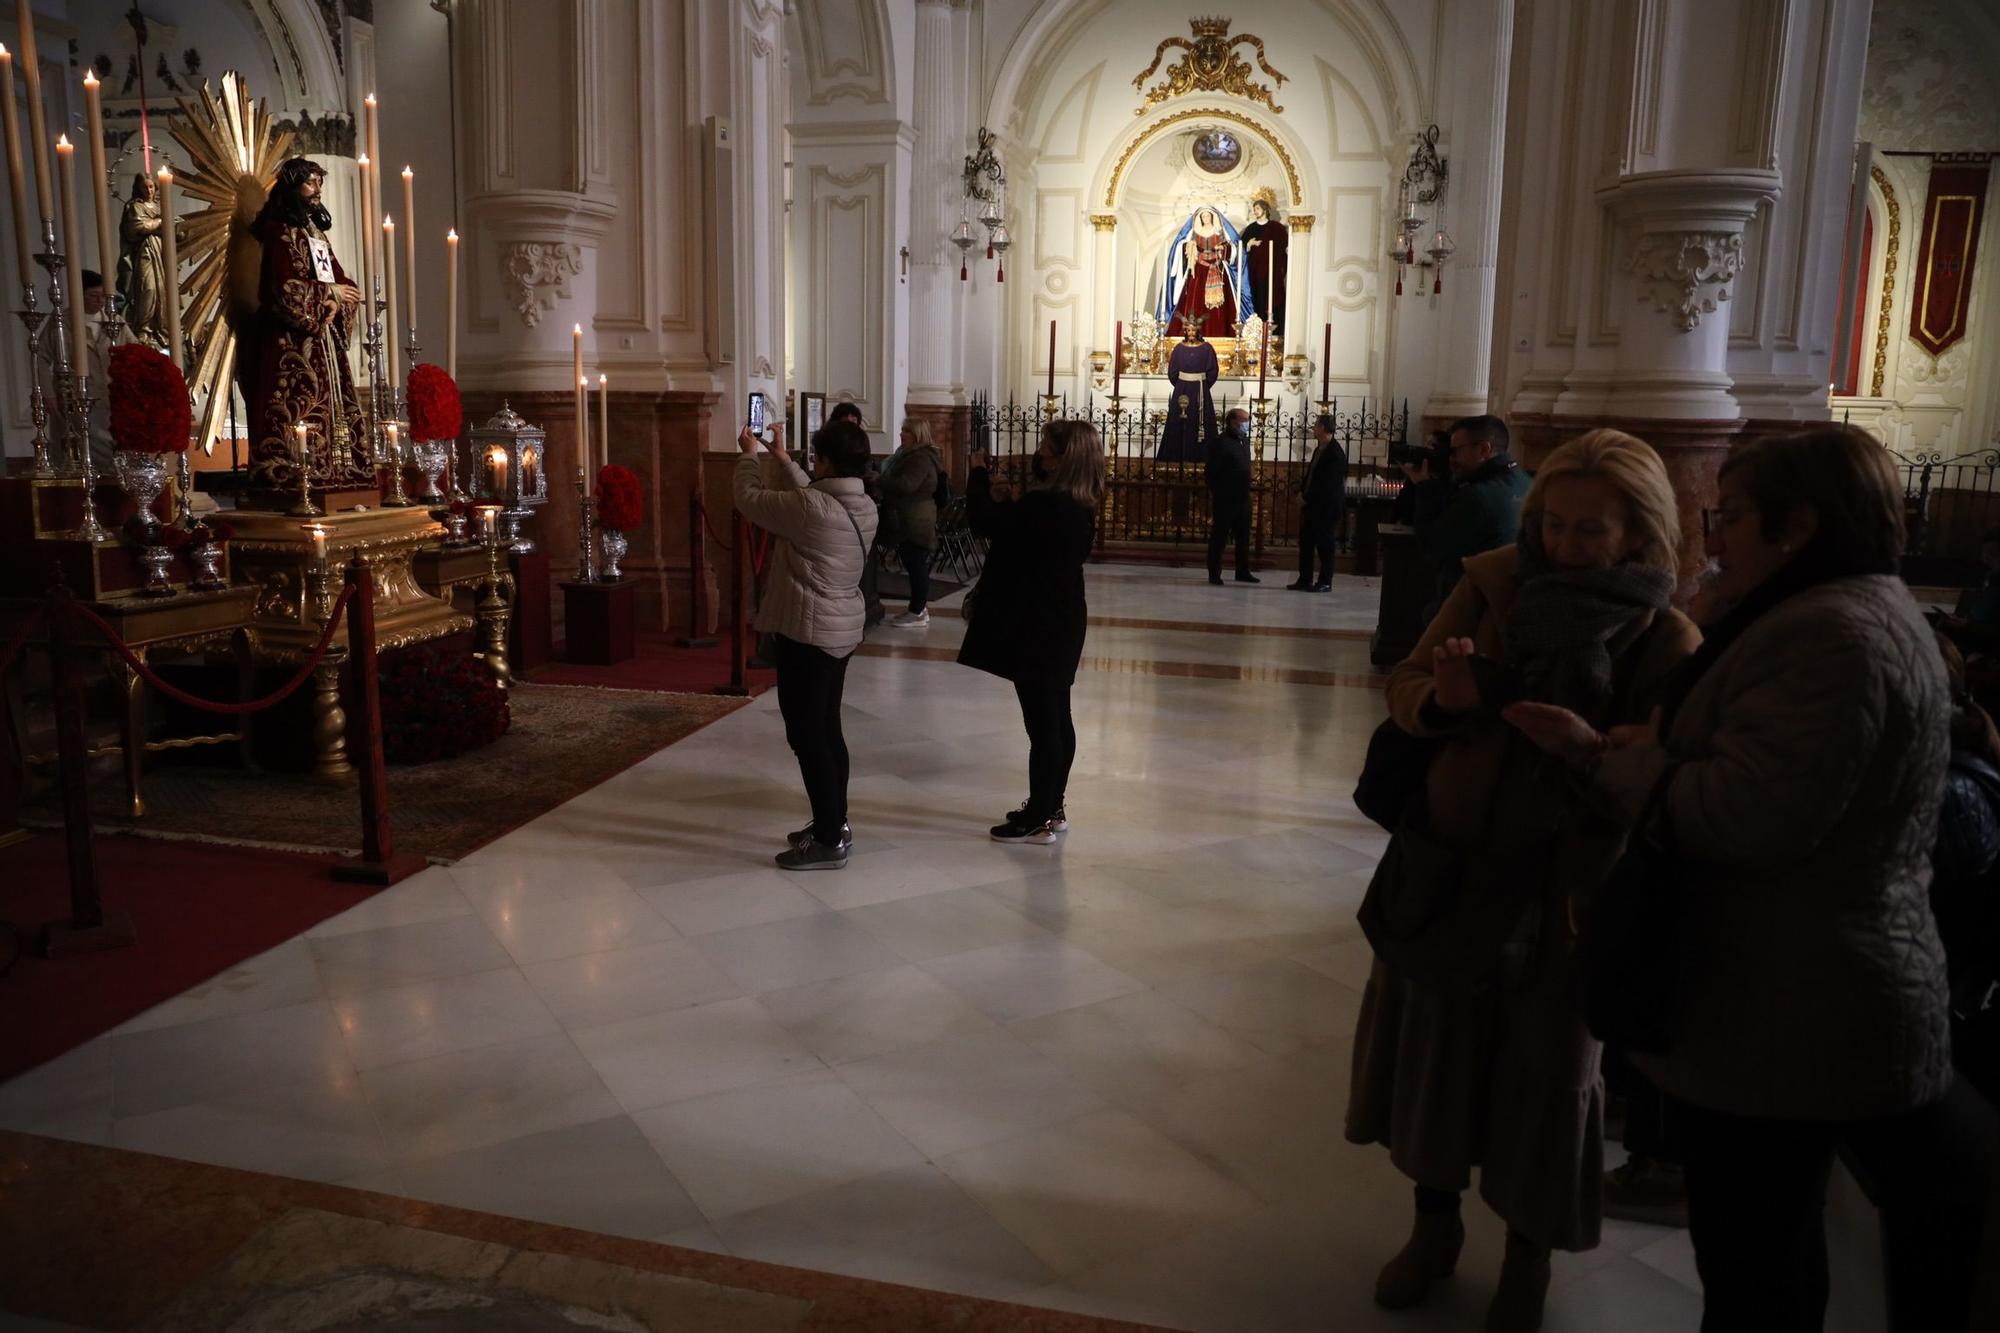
[789,821,852,853]
[776,838,849,871]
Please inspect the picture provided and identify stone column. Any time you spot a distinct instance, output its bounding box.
[903,0,971,464]
[1425,0,1515,424]
[1499,0,1868,587]
[1287,213,1315,385]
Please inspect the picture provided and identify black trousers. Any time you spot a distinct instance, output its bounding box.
[1676,1080,2000,1333]
[1208,500,1251,577]
[1298,505,1338,585]
[1013,680,1075,821]
[899,541,932,614]
[773,633,851,844]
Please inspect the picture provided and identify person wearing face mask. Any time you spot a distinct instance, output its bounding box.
[1205,407,1258,585]
[1507,425,1998,1333]
[1348,430,1699,1331]
[958,421,1106,843]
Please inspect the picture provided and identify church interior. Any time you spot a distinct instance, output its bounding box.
[2,1,1999,1330]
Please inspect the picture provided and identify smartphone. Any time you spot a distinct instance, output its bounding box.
[746,391,769,440]
[1466,653,1524,710]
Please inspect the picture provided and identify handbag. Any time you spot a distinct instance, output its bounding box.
[1356,740,1551,994]
[1354,718,1444,833]
[1572,765,1682,1052]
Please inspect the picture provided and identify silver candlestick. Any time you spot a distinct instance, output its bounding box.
[66,371,108,543]
[35,220,79,477]
[16,281,52,477]
[575,465,597,584]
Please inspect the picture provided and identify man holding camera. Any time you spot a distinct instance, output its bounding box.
[1403,414,1530,606]
[1206,406,1258,585]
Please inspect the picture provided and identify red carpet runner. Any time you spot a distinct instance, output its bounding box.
[0,833,379,1082]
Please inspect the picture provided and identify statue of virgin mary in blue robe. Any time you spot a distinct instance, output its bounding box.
[1155,206,1254,338]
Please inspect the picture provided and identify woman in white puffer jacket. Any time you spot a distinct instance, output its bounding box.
[732,418,878,870]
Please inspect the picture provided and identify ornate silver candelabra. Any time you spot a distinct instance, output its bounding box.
[575,465,597,584]
[15,273,52,477]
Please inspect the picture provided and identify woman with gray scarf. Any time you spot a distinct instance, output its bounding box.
[1347,430,1700,1332]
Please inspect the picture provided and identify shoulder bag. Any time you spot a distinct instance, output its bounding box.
[1571,764,1682,1052]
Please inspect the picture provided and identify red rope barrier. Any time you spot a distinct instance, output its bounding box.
[63,585,357,716]
[0,605,48,680]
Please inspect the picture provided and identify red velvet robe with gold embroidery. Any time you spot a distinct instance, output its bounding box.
[244,217,368,495]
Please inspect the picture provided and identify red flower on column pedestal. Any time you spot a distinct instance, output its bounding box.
[108,343,192,454]
[595,463,644,531]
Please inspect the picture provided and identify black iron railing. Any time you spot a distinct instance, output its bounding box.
[1894,447,2000,582]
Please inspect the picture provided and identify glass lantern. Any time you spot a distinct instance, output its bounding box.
[469,402,548,554]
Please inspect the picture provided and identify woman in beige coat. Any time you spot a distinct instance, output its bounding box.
[732,418,878,870]
[1510,426,1988,1333]
[1347,430,1700,1332]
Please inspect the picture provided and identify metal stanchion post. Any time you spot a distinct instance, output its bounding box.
[676,487,718,649]
[332,556,425,885]
[42,585,135,956]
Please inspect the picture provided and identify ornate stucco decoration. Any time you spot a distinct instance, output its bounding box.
[1088,213,1119,232]
[501,242,583,328]
[1869,165,1900,398]
[1629,231,1744,331]
[1104,107,1301,209]
[1131,16,1287,117]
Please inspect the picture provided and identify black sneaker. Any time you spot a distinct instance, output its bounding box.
[789,821,852,853]
[989,816,1060,845]
[1234,572,1261,583]
[775,838,849,871]
[1005,801,1068,832]
[1312,581,1333,592]
[1286,580,1312,591]
[1207,574,1224,586]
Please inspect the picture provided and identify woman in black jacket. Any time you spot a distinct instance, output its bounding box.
[959,419,1104,843]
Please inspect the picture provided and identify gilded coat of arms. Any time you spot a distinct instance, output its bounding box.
[1132,16,1287,116]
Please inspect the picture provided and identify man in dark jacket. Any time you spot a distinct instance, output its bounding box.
[1409,413,1530,605]
[1206,407,1257,585]
[1290,412,1348,591]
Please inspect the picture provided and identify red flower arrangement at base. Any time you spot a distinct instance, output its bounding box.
[378,641,510,765]
[595,464,644,532]
[109,343,193,455]
[407,363,463,442]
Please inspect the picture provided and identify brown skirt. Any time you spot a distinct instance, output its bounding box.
[1345,936,1605,1251]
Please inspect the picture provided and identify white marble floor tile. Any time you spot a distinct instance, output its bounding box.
[936,1106,1257,1277]
[712,1163,1057,1303]
[689,913,904,995]
[308,914,513,999]
[756,964,999,1066]
[835,1028,1104,1158]
[0,1042,112,1136]
[839,886,1058,963]
[110,1072,390,1184]
[1155,955,1366,1056]
[330,967,562,1071]
[1006,989,1271,1107]
[633,1071,925,1222]
[351,1115,704,1242]
[917,937,1145,1024]
[569,996,821,1112]
[304,868,475,939]
[518,937,742,1029]
[107,999,351,1120]
[358,1030,624,1161]
[477,885,681,966]
[633,868,830,937]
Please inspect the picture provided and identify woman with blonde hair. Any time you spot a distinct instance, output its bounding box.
[1348,428,1700,1331]
[958,420,1105,842]
[879,417,945,627]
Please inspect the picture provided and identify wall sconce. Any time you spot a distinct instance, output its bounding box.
[959,127,1008,282]
[1388,124,1449,296]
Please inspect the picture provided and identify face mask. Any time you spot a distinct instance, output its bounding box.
[1230,422,1249,440]
[1032,456,1054,480]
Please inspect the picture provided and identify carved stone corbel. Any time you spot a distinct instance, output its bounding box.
[501,242,584,328]
[1629,231,1745,331]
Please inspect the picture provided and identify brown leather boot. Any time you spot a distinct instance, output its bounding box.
[1374,1208,1465,1309]
[1486,1232,1551,1333]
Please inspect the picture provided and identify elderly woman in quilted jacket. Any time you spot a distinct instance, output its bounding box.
[1509,425,1996,1333]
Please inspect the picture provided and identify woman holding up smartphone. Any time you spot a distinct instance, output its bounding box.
[957,421,1104,842]
[1345,430,1699,1331]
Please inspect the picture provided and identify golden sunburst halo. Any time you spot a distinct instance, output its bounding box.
[170,72,292,455]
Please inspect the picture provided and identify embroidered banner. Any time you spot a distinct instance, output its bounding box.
[1909,157,1989,357]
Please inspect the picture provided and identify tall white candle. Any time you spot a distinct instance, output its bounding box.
[157,167,179,365]
[598,373,608,473]
[56,135,86,378]
[363,94,381,300]
[572,323,585,495]
[355,153,374,318]
[15,6,49,228]
[444,229,458,379]
[82,70,113,293]
[400,165,416,330]
[0,47,31,290]
[382,215,399,389]
[579,375,591,494]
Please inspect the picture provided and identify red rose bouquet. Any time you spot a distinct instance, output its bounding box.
[379,641,510,764]
[595,463,643,531]
[407,363,463,441]
[108,343,192,454]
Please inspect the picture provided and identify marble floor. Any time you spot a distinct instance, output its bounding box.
[0,563,1888,1332]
